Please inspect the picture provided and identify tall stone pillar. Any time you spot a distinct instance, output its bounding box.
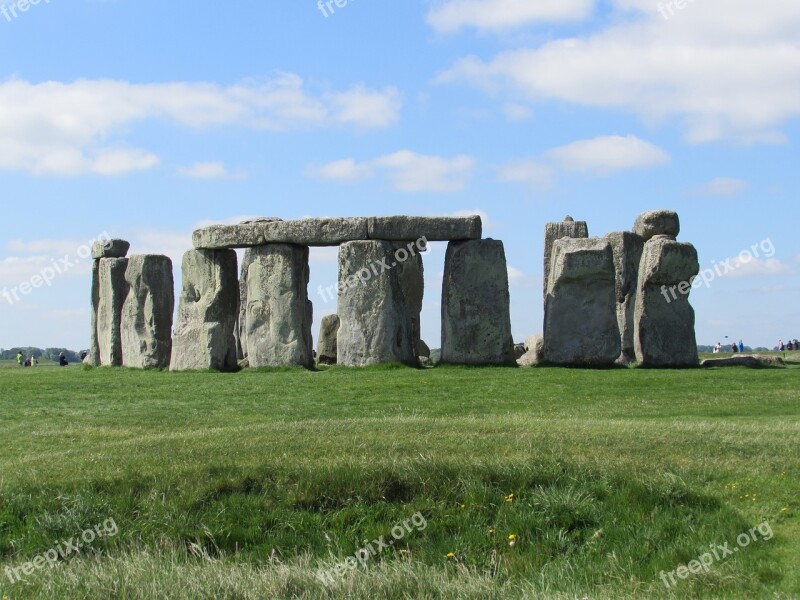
[544,216,588,300]
[171,249,239,371]
[392,242,424,358]
[337,241,417,366]
[317,314,340,365]
[245,244,314,368]
[606,232,645,364]
[90,239,130,366]
[97,257,129,367]
[441,239,515,365]
[543,238,620,366]
[121,255,174,369]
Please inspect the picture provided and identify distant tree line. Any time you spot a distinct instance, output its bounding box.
[0,347,86,363]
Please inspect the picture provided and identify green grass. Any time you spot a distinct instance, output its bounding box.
[0,362,798,599]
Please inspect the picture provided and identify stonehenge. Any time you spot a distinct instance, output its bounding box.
[90,211,701,372]
[540,210,699,368]
[90,240,174,368]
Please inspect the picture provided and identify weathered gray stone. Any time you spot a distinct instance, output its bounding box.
[517,334,544,366]
[171,249,239,371]
[441,240,515,366]
[235,248,258,361]
[337,241,417,366]
[633,210,680,242]
[368,216,482,241]
[193,218,368,249]
[634,238,700,367]
[418,339,431,359]
[606,232,645,364]
[97,258,129,367]
[121,255,174,369]
[544,217,589,300]
[543,238,620,366]
[89,261,101,366]
[245,244,314,368]
[701,355,785,368]
[317,314,340,365]
[392,242,424,357]
[92,239,130,260]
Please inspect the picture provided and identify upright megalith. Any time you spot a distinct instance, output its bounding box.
[337,241,417,367]
[544,216,589,300]
[236,247,257,361]
[97,258,129,367]
[171,249,239,371]
[121,255,174,369]
[245,244,314,368]
[543,238,620,366]
[606,232,645,364]
[634,237,700,367]
[633,210,680,242]
[317,314,340,365]
[441,239,515,366]
[90,239,131,366]
[392,241,425,357]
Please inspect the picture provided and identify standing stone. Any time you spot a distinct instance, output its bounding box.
[441,240,515,366]
[337,241,417,367]
[97,258,129,367]
[236,248,257,361]
[544,216,589,300]
[392,242,424,357]
[171,249,239,371]
[245,244,314,368]
[543,238,620,366]
[606,232,645,364]
[634,238,700,367]
[89,260,101,366]
[121,255,174,369]
[317,314,340,365]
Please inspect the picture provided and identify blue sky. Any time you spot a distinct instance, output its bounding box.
[0,0,798,351]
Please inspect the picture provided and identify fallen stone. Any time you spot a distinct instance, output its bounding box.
[171,249,239,371]
[634,238,700,367]
[633,210,680,241]
[543,238,620,366]
[92,239,130,260]
[97,258,129,366]
[606,232,645,364]
[317,314,340,365]
[418,339,431,360]
[337,241,417,367]
[544,217,589,300]
[121,255,174,369]
[517,334,544,366]
[245,244,314,368]
[700,355,785,368]
[193,218,368,249]
[368,216,482,241]
[514,344,527,360]
[441,239,515,366]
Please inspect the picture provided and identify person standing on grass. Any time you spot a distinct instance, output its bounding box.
[738,340,744,353]
[59,352,69,367]
[17,351,24,367]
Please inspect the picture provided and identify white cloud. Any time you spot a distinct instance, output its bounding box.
[727,257,793,279]
[314,151,475,192]
[545,135,670,174]
[501,102,533,121]
[498,135,666,188]
[692,177,748,197]
[177,162,246,180]
[427,0,593,33]
[0,76,401,176]
[507,266,536,287]
[438,0,800,142]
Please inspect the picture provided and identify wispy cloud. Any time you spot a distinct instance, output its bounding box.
[427,0,593,33]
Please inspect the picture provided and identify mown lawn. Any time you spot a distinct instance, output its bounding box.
[0,360,798,599]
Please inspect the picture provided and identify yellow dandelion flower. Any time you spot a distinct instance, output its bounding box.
[508,534,518,541]
[505,493,515,503]
[446,552,456,559]
[782,508,789,513]
[488,529,495,536]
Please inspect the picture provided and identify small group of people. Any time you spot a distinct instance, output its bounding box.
[713,340,745,354]
[778,339,799,352]
[16,352,39,368]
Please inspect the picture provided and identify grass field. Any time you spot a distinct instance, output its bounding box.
[0,358,798,599]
